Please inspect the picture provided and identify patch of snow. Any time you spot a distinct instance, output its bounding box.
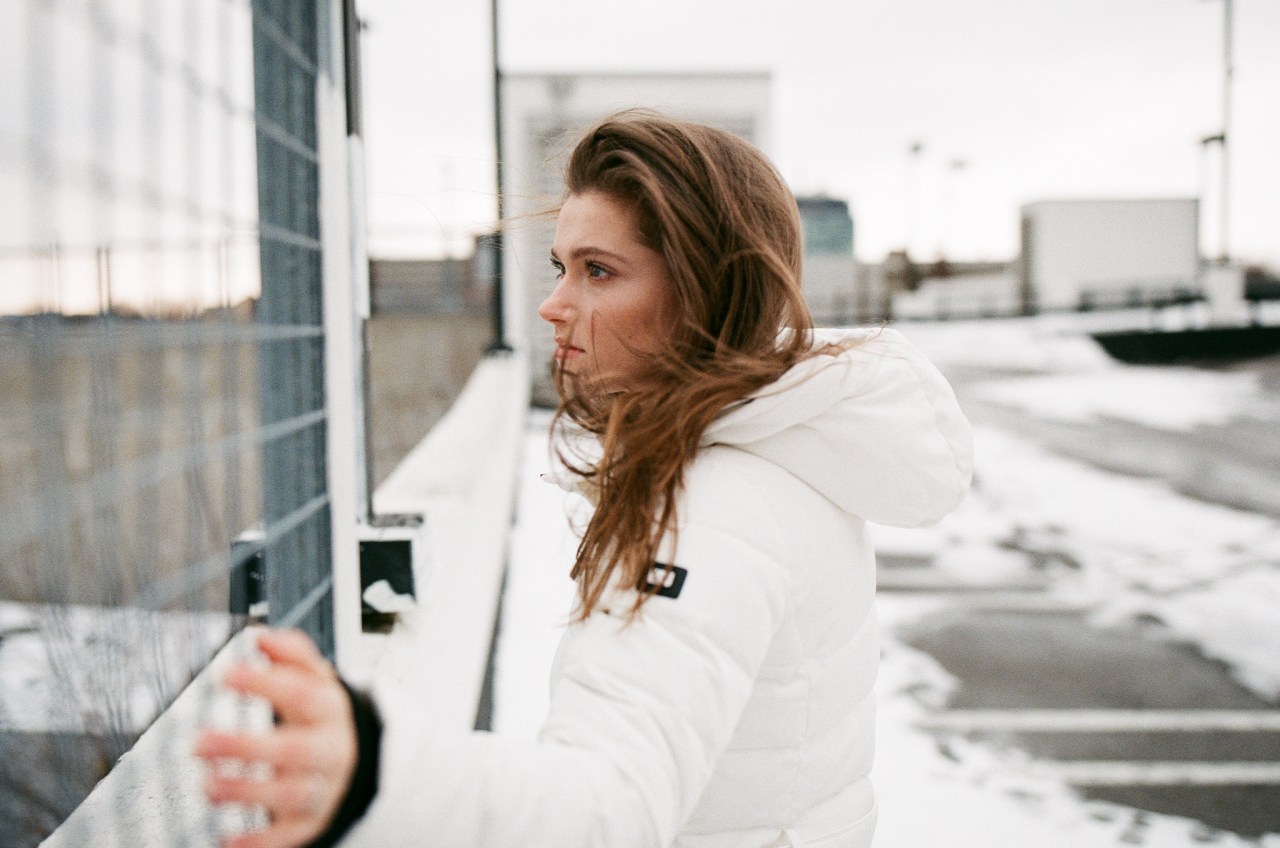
[927,423,1280,702]
[1092,567,1280,700]
[970,367,1263,431]
[491,409,579,740]
[0,603,231,734]
[893,312,1280,697]
[362,579,415,614]
[933,541,1037,584]
[892,316,1117,374]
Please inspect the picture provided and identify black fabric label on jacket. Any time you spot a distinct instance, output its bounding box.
[639,563,687,599]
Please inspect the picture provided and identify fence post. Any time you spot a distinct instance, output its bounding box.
[315,0,365,674]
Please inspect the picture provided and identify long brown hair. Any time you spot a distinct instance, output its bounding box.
[551,112,829,620]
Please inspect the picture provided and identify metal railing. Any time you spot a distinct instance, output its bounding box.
[0,1,356,843]
[251,0,335,653]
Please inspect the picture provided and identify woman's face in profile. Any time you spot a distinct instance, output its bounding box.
[539,190,676,390]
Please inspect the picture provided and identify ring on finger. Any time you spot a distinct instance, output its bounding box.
[307,774,326,819]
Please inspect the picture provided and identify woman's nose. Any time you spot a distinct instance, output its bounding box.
[537,278,572,324]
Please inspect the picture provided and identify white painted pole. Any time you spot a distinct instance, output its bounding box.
[1219,0,1233,264]
[315,0,363,673]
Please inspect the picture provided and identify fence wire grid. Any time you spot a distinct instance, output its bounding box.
[0,1,355,843]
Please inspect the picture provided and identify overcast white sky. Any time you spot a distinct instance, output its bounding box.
[358,0,1279,267]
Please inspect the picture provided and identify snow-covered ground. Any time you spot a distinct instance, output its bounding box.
[0,604,231,734]
[902,316,1280,431]
[493,318,1280,846]
[896,318,1280,704]
[9,315,1273,843]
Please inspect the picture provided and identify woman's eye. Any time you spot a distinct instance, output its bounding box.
[587,263,608,279]
[550,260,565,279]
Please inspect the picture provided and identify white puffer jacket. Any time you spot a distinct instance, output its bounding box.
[346,327,972,847]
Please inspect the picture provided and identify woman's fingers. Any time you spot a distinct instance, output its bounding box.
[253,628,333,678]
[222,818,318,848]
[196,727,341,774]
[198,627,359,848]
[221,661,345,726]
[206,771,333,817]
[198,724,352,846]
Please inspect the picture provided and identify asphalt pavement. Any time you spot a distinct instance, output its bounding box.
[945,354,1280,519]
[883,351,1280,841]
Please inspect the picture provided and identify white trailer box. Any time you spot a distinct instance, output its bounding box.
[1020,199,1200,311]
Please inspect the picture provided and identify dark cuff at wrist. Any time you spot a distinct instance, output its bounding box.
[306,679,383,848]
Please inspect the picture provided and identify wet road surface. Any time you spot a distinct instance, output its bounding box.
[883,351,1280,840]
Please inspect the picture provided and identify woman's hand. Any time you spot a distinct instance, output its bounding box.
[196,628,358,848]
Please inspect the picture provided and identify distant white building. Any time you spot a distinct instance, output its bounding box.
[796,196,857,324]
[892,268,1021,321]
[1020,198,1201,312]
[498,72,772,403]
[884,198,1206,321]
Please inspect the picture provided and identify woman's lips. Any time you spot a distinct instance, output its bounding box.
[554,345,584,361]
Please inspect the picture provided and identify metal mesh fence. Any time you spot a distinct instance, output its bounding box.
[0,1,341,843]
[251,0,334,651]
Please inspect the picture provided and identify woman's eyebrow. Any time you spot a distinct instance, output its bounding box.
[551,246,629,264]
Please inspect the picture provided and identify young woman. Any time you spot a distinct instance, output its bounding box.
[198,113,973,848]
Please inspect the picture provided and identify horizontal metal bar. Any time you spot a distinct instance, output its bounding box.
[130,530,262,612]
[0,409,326,563]
[256,115,320,163]
[262,493,331,554]
[0,126,246,233]
[258,222,322,252]
[0,236,255,258]
[917,709,1280,733]
[131,492,329,610]
[77,0,254,121]
[251,10,318,76]
[1022,760,1280,786]
[0,321,324,361]
[275,573,333,630]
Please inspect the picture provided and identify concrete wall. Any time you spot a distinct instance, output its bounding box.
[369,258,477,315]
[365,312,491,487]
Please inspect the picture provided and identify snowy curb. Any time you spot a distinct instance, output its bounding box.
[40,627,273,848]
[364,351,530,730]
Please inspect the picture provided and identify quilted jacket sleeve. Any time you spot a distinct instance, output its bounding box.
[341,473,791,847]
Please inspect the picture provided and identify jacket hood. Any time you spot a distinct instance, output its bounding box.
[701,327,972,528]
